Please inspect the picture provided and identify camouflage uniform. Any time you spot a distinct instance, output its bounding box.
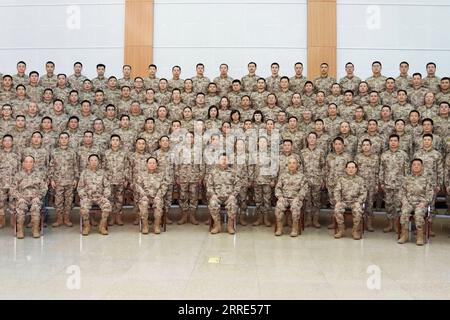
[314,76,336,96]
[0,149,21,223]
[155,148,175,216]
[143,77,160,92]
[112,127,137,152]
[355,152,379,217]
[241,74,260,93]
[181,91,196,107]
[191,75,210,94]
[301,92,316,108]
[266,76,281,93]
[366,75,387,92]
[68,74,87,91]
[103,148,130,222]
[39,74,58,89]
[168,78,184,91]
[213,75,233,97]
[380,90,398,106]
[300,146,326,224]
[339,75,361,94]
[407,87,428,109]
[289,75,308,94]
[26,84,44,102]
[250,90,270,110]
[92,76,108,91]
[276,90,294,110]
[166,101,186,121]
[380,148,409,220]
[423,76,441,94]
[363,104,382,121]
[392,102,414,122]
[77,167,111,233]
[325,151,353,207]
[253,152,277,219]
[357,133,384,155]
[337,103,359,123]
[49,146,79,224]
[395,75,412,91]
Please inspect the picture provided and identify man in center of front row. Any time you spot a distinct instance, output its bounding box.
[206,153,242,235]
[333,161,367,240]
[397,159,434,246]
[274,158,309,237]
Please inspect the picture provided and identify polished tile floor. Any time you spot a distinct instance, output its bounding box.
[1,208,450,300]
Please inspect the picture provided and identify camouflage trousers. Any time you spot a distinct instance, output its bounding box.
[138,195,164,219]
[179,182,199,212]
[54,184,74,215]
[334,201,363,225]
[275,197,303,220]
[384,188,401,219]
[110,184,125,215]
[16,196,43,220]
[238,185,249,212]
[326,182,336,208]
[305,180,322,217]
[254,184,272,215]
[164,184,173,213]
[0,188,14,216]
[208,194,237,220]
[364,185,377,217]
[400,200,427,228]
[79,196,111,220]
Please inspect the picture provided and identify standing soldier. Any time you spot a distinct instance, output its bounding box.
[300,132,326,228]
[333,161,367,239]
[234,138,254,226]
[241,62,260,93]
[191,63,210,94]
[77,154,112,236]
[314,62,336,96]
[206,153,242,234]
[175,131,203,225]
[103,134,130,226]
[379,134,409,233]
[11,156,48,239]
[49,132,78,228]
[413,133,443,237]
[290,62,308,94]
[398,159,434,246]
[355,139,379,231]
[135,157,169,234]
[274,157,309,237]
[0,135,21,228]
[325,137,353,228]
[155,135,175,225]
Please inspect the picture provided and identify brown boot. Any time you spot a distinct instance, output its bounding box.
[397,225,409,244]
[32,217,40,238]
[252,214,263,226]
[154,216,161,234]
[63,213,73,227]
[98,218,108,235]
[239,212,247,226]
[17,218,25,239]
[52,213,63,227]
[108,213,115,226]
[189,210,199,225]
[416,226,424,246]
[0,215,5,228]
[178,210,188,225]
[312,213,321,229]
[352,222,361,240]
[210,216,221,234]
[366,216,375,232]
[82,218,90,236]
[334,223,345,239]
[275,217,283,236]
[227,217,235,234]
[263,212,272,227]
[290,218,299,237]
[141,217,149,234]
[115,213,124,226]
[383,219,394,233]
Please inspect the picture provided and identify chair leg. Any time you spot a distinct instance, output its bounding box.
[333,215,338,234]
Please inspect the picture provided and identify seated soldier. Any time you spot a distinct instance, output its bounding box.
[206,153,242,235]
[274,158,309,237]
[134,157,168,234]
[398,158,434,246]
[333,161,367,240]
[77,154,112,236]
[11,155,48,239]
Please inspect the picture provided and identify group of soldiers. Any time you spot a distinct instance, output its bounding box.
[0,59,449,245]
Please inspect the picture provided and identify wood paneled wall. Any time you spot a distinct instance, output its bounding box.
[307,0,337,79]
[124,0,154,78]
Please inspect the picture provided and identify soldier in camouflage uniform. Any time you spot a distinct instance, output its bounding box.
[339,62,361,94]
[175,131,203,225]
[49,132,78,228]
[241,62,260,93]
[206,153,242,234]
[12,61,28,86]
[290,62,307,94]
[135,157,169,234]
[143,64,159,92]
[191,63,210,94]
[274,157,309,237]
[213,63,233,97]
[0,135,21,228]
[366,61,387,92]
[355,139,379,231]
[103,134,130,226]
[380,134,409,233]
[68,62,87,92]
[313,63,336,96]
[333,161,367,239]
[168,65,184,91]
[250,78,270,110]
[300,132,326,228]
[277,76,294,110]
[77,154,112,236]
[234,138,254,226]
[397,159,434,246]
[266,62,281,93]
[395,61,412,91]
[11,155,47,239]
[423,62,440,93]
[413,133,443,237]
